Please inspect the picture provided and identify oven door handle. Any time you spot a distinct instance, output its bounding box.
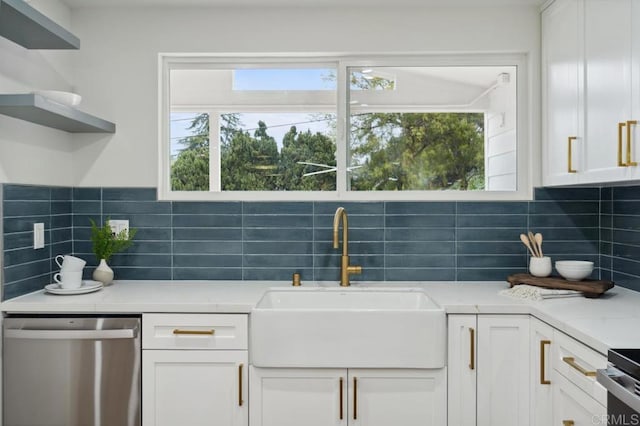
[4,327,138,340]
[597,367,640,412]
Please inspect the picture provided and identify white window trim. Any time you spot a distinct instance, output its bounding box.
[158,53,532,201]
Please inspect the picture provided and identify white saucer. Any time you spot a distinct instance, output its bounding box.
[45,280,103,295]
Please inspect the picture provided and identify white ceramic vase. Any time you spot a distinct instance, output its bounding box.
[93,259,114,286]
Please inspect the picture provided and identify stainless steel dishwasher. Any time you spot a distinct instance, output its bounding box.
[3,316,141,426]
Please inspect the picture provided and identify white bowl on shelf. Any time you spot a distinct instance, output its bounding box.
[34,90,82,107]
[555,260,594,281]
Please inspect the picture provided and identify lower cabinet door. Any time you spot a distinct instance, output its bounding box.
[552,369,606,426]
[477,315,530,426]
[530,318,554,426]
[447,315,477,426]
[250,367,347,426]
[142,350,248,426]
[348,369,446,426]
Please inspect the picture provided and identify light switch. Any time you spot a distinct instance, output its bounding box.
[33,223,45,249]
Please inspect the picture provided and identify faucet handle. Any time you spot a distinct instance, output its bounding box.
[292,273,302,287]
[348,265,362,275]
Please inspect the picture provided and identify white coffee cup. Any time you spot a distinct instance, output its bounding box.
[54,270,83,289]
[55,254,86,271]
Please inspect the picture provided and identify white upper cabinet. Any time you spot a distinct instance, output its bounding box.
[581,0,633,183]
[542,0,640,185]
[630,1,640,178]
[542,0,583,186]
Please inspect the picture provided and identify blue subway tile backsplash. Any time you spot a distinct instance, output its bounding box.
[3,184,640,299]
[3,184,72,299]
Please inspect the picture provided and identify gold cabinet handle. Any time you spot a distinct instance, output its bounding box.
[619,122,628,166]
[238,363,244,406]
[563,421,575,426]
[627,120,638,166]
[339,377,344,420]
[540,340,551,385]
[172,329,215,335]
[568,136,577,173]
[353,377,358,420]
[562,357,596,377]
[469,327,475,370]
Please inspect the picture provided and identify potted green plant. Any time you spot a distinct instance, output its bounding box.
[89,218,137,285]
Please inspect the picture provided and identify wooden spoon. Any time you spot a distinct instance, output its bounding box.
[535,233,544,257]
[528,231,540,257]
[520,234,537,257]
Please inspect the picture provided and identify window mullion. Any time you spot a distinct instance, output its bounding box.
[209,111,221,192]
[336,62,348,196]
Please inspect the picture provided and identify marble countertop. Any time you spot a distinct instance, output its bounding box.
[1,280,637,355]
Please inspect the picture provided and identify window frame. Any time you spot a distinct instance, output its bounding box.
[158,53,531,201]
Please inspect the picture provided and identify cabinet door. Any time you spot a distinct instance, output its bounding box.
[477,315,530,426]
[629,0,640,179]
[142,350,247,426]
[552,369,606,426]
[447,315,477,426]
[581,0,632,183]
[348,369,446,426]
[530,318,553,426]
[250,367,346,426]
[542,0,582,186]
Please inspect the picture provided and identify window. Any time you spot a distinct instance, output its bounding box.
[159,55,528,200]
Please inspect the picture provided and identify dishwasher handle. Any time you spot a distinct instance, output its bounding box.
[4,327,138,340]
[597,367,640,412]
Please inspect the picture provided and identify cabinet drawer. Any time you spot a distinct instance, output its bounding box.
[552,329,607,406]
[552,368,606,426]
[142,314,248,350]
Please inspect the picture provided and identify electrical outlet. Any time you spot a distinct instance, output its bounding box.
[33,223,45,249]
[108,220,129,237]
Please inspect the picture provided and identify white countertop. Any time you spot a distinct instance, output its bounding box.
[2,280,638,355]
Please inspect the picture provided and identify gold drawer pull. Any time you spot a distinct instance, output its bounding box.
[562,357,596,377]
[339,377,344,420]
[469,327,475,370]
[563,421,575,426]
[172,329,215,335]
[568,136,577,173]
[238,363,244,406]
[353,377,358,420]
[619,122,628,166]
[627,120,638,166]
[540,340,551,385]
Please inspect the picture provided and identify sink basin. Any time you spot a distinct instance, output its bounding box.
[250,288,445,369]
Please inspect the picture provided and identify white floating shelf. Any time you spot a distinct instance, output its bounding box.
[0,0,80,49]
[0,94,116,133]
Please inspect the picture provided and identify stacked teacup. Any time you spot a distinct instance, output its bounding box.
[54,255,87,289]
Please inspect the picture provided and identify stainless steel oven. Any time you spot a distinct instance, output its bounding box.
[3,316,141,426]
[597,349,640,426]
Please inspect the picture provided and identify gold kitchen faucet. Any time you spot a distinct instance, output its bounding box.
[332,207,362,286]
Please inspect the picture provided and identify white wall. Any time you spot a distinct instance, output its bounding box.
[0,0,76,186]
[70,5,541,187]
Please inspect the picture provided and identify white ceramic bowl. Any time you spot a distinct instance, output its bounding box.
[555,260,594,281]
[34,90,82,107]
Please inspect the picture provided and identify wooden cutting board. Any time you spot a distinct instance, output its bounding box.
[506,273,614,298]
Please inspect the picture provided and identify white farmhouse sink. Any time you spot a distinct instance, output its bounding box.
[250,288,446,369]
